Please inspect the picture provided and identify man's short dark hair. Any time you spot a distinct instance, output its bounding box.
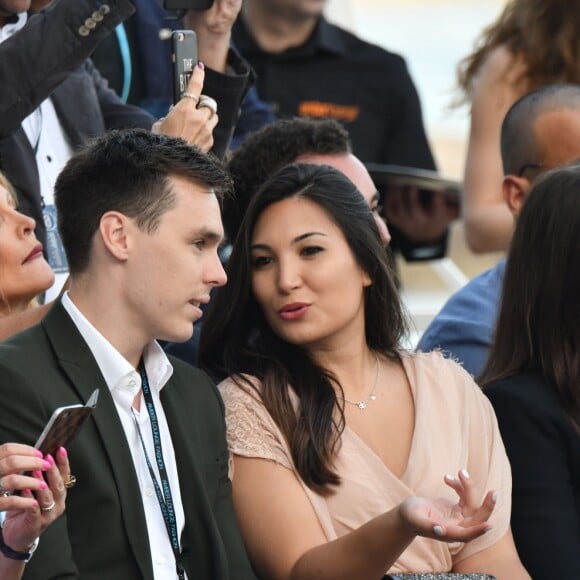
[224,117,352,242]
[501,84,580,175]
[55,129,232,274]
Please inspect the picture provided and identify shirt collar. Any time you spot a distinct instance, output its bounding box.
[0,12,26,43]
[61,293,173,395]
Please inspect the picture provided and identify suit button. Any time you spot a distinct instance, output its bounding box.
[92,10,104,21]
[78,25,90,36]
[98,4,111,15]
[85,17,97,29]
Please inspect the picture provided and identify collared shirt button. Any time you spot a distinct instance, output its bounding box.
[98,4,111,15]
[145,487,154,497]
[128,379,136,387]
[85,17,97,29]
[156,557,166,565]
[92,10,104,21]
[78,25,90,36]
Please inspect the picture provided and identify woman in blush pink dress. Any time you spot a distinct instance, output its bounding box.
[200,163,530,579]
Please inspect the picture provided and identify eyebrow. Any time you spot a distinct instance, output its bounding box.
[251,231,328,251]
[192,227,223,244]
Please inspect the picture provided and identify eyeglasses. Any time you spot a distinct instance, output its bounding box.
[517,162,543,177]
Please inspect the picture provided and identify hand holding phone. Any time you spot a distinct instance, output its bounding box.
[34,389,99,457]
[171,30,198,105]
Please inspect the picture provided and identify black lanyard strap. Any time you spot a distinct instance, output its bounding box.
[132,360,185,580]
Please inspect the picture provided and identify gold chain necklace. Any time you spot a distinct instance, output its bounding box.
[343,353,380,410]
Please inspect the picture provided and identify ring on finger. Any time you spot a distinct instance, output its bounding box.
[64,475,76,489]
[40,500,56,512]
[0,477,9,496]
[181,91,199,105]
[196,94,218,120]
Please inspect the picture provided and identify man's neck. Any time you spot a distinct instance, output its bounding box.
[242,2,319,54]
[68,283,147,371]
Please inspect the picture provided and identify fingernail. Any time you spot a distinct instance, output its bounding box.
[197,61,204,69]
[39,481,48,490]
[35,449,43,458]
[492,491,499,503]
[33,471,43,479]
[59,447,67,458]
[45,454,54,466]
[42,460,51,470]
[433,525,444,536]
[461,468,470,479]
[444,473,455,481]
[32,500,38,508]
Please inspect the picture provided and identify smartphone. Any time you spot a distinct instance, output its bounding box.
[164,0,213,10]
[34,389,99,457]
[171,30,198,105]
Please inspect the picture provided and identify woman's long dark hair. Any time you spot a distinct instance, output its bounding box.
[200,163,407,493]
[480,164,580,431]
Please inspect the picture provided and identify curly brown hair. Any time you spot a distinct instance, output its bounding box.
[457,0,580,99]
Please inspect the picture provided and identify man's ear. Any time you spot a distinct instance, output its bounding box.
[99,212,131,262]
[502,175,530,217]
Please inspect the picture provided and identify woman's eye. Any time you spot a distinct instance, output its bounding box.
[251,255,272,268]
[193,240,205,250]
[301,245,323,257]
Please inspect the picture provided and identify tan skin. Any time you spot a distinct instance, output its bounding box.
[462,46,531,253]
[232,196,529,579]
[0,444,70,580]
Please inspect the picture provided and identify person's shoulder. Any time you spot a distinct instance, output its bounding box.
[485,371,559,410]
[218,374,263,406]
[321,18,405,66]
[419,262,504,340]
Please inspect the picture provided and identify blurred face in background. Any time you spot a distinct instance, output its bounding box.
[295,152,391,246]
[253,0,326,21]
[0,184,54,314]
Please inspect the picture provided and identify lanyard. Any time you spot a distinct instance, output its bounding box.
[132,360,185,580]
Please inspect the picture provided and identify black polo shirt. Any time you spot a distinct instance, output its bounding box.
[233,15,447,260]
[233,15,435,169]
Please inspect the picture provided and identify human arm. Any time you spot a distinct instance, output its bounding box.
[462,46,529,253]
[485,376,580,579]
[0,444,70,580]
[232,456,496,580]
[0,0,136,137]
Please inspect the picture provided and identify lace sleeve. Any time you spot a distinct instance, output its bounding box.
[218,377,293,470]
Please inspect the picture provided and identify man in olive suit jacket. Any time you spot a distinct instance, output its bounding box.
[0,129,256,579]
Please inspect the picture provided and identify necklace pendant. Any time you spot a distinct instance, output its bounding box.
[358,401,366,409]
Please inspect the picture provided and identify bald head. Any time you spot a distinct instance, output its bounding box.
[501,84,580,176]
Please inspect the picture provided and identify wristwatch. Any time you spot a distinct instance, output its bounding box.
[0,525,39,562]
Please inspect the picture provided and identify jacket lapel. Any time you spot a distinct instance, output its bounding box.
[42,302,155,580]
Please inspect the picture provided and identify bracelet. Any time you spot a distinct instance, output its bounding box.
[0,525,38,562]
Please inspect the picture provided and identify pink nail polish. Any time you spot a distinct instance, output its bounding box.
[39,481,48,490]
[197,61,204,69]
[33,471,43,479]
[42,460,51,470]
[35,449,43,458]
[45,454,54,466]
[32,500,38,508]
[59,447,68,458]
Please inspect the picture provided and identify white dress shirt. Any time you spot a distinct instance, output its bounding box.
[62,293,187,579]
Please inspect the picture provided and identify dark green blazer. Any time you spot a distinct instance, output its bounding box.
[0,303,256,579]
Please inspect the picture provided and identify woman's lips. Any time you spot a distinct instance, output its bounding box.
[279,302,310,320]
[23,243,43,264]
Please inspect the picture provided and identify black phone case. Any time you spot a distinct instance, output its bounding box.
[171,30,198,105]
